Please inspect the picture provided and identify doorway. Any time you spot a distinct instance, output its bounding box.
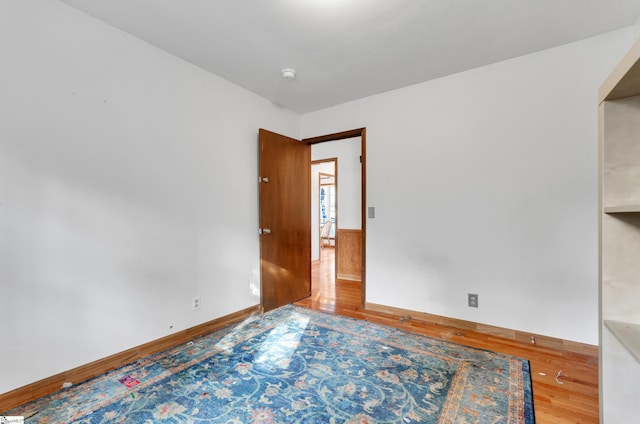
[319,172,336,251]
[306,129,365,310]
[311,161,338,306]
[312,161,337,258]
[258,127,366,312]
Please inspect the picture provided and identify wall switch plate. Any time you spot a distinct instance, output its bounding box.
[192,296,201,311]
[468,293,478,308]
[368,207,375,218]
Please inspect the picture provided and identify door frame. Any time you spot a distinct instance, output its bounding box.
[303,128,366,308]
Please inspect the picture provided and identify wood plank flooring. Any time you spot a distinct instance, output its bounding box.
[295,248,599,423]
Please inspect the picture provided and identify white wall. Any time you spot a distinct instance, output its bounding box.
[301,28,636,345]
[312,138,363,231]
[0,0,298,394]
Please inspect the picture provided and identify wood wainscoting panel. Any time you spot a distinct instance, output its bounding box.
[0,305,260,413]
[336,228,362,281]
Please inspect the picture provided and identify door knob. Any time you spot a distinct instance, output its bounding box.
[261,228,271,234]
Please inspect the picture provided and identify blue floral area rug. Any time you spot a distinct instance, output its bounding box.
[7,305,534,423]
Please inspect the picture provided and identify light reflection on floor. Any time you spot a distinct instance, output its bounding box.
[254,314,310,372]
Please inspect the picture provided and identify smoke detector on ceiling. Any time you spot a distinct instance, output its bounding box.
[281,68,296,80]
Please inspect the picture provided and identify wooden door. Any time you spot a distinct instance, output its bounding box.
[259,129,311,312]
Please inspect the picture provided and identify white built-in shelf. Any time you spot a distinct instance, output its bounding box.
[599,36,640,422]
[604,320,640,364]
[604,205,640,214]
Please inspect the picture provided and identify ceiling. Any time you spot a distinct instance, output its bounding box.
[60,0,640,114]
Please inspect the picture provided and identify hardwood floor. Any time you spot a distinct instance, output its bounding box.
[296,248,599,423]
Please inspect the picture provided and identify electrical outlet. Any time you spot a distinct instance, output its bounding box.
[192,296,201,311]
[468,293,478,308]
